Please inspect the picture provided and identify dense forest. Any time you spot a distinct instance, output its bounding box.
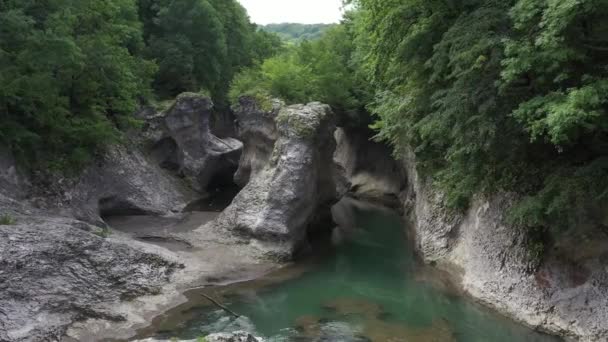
[0,0,282,171]
[1,0,607,241]
[261,23,336,43]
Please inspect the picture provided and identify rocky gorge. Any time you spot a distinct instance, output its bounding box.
[1,94,607,342]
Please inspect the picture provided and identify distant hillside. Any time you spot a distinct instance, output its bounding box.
[261,23,336,43]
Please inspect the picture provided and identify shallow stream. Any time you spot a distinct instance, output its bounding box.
[137,199,561,342]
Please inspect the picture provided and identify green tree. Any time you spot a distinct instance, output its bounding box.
[0,0,155,171]
[143,0,227,98]
[348,0,608,233]
[229,51,320,105]
[262,23,336,43]
[139,0,281,105]
[500,0,608,230]
[229,24,371,123]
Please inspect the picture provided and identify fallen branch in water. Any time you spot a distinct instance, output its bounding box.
[200,293,240,318]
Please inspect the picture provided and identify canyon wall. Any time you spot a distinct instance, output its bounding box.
[335,127,608,341]
[399,148,608,341]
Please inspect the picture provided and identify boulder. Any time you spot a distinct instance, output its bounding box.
[196,100,342,259]
[144,93,243,193]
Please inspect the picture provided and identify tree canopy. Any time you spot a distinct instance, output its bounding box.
[139,0,282,104]
[261,23,336,43]
[348,0,608,233]
[0,0,155,170]
[229,23,370,124]
[0,0,282,171]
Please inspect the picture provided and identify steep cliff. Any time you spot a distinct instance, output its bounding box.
[400,149,608,341]
[193,98,344,260]
[334,127,405,208]
[335,130,608,341]
[232,97,282,187]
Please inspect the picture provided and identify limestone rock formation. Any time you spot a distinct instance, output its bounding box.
[64,145,190,225]
[0,118,192,341]
[0,150,25,199]
[144,93,243,193]
[196,100,342,259]
[232,96,282,187]
[334,127,405,208]
[400,149,608,341]
[0,203,181,342]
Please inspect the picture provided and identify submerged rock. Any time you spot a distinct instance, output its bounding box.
[322,297,384,320]
[197,99,343,259]
[144,92,243,193]
[362,318,456,342]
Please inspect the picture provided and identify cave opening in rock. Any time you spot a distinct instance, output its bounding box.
[184,164,241,213]
[98,196,151,219]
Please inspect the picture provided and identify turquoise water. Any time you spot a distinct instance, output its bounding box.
[152,201,560,342]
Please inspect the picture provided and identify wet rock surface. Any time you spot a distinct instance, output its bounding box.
[205,331,262,342]
[195,100,342,260]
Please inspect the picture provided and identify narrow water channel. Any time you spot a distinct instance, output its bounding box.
[141,199,561,342]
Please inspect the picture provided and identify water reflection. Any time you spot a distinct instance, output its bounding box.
[144,198,561,342]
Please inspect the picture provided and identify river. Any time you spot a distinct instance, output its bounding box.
[134,198,560,342]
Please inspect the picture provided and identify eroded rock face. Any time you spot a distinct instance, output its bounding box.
[144,93,243,192]
[198,100,341,259]
[232,96,282,187]
[68,145,190,224]
[0,210,181,342]
[400,149,608,341]
[0,121,192,341]
[334,127,405,208]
